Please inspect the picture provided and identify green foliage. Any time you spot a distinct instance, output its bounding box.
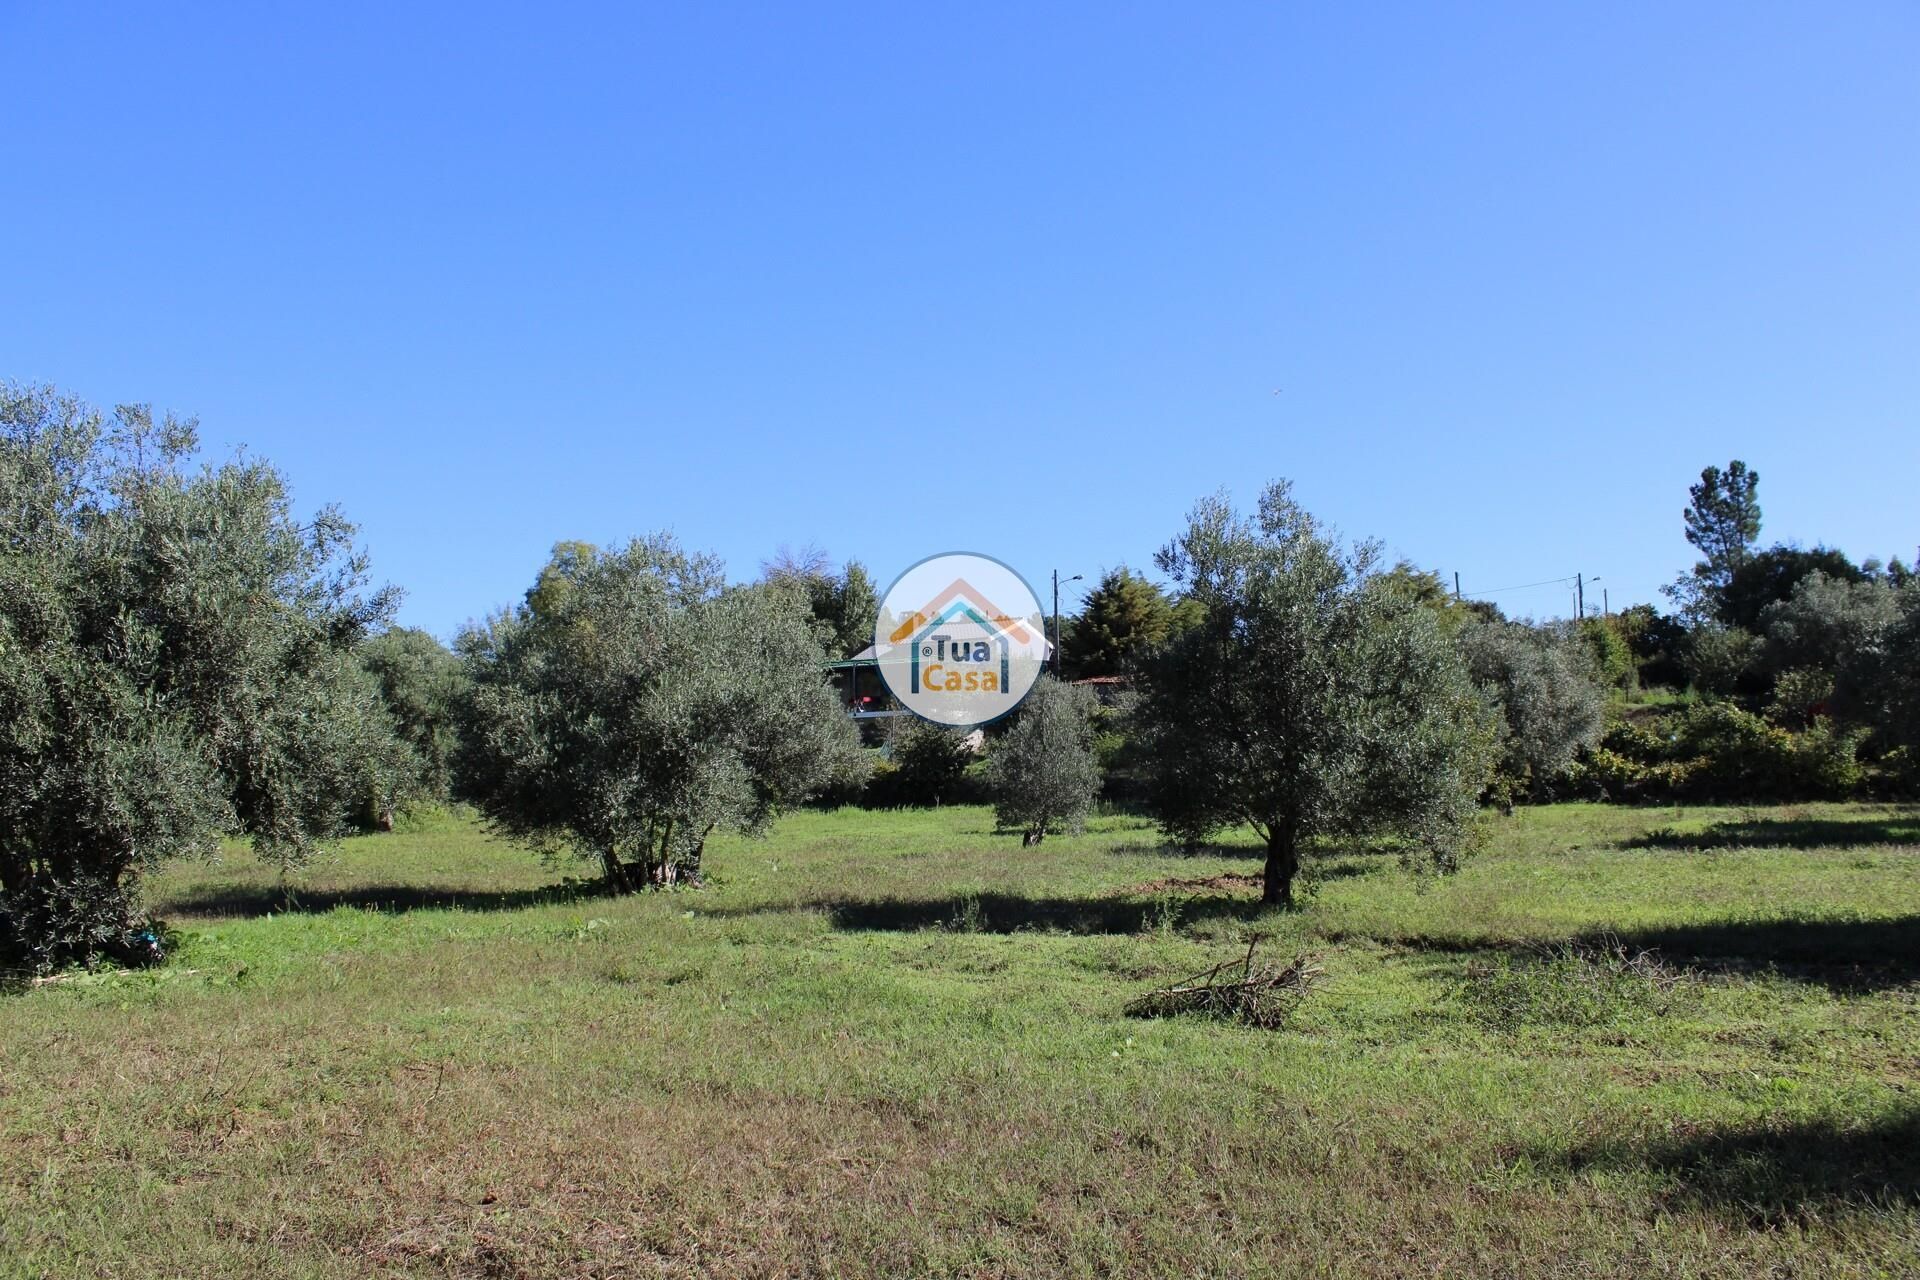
[1062,566,1173,677]
[762,546,880,659]
[1137,482,1495,905]
[986,677,1101,843]
[1760,571,1902,691]
[1612,603,1688,689]
[1676,704,1864,801]
[878,716,977,807]
[1870,589,1920,754]
[1766,667,1835,731]
[524,540,598,621]
[359,626,468,810]
[1720,544,1863,632]
[1458,620,1605,803]
[458,534,860,890]
[0,383,397,972]
[1575,616,1634,691]
[1681,624,1763,698]
[1668,459,1761,616]
[1375,561,1485,632]
[1595,703,1864,802]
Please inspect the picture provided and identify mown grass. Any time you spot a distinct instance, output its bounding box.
[3,802,1917,1278]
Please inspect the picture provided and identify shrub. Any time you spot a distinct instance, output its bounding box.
[1577,617,1635,692]
[1587,702,1864,803]
[1671,703,1862,801]
[1682,625,1764,698]
[1766,667,1835,731]
[872,717,977,807]
[987,677,1101,843]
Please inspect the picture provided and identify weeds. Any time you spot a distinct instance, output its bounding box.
[1460,935,1694,1030]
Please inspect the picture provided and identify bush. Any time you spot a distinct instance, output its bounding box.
[867,718,979,807]
[1670,703,1862,801]
[1682,625,1764,698]
[1766,667,1835,731]
[806,747,878,809]
[1585,703,1864,803]
[1577,617,1635,692]
[986,677,1101,843]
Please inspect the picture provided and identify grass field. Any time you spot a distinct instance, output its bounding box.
[3,802,1918,1279]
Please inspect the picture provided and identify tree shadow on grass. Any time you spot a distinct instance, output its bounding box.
[1570,916,1920,993]
[1552,1110,1920,1226]
[704,890,1280,935]
[154,880,600,920]
[1625,812,1920,852]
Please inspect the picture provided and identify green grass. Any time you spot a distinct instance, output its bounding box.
[3,802,1918,1278]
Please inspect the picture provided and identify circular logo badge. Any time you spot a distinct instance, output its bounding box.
[874,552,1048,726]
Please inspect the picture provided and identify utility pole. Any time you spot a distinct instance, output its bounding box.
[1603,588,1609,617]
[1453,571,1461,601]
[1050,570,1081,679]
[1576,573,1584,619]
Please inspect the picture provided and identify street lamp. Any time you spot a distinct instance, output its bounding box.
[1051,570,1082,678]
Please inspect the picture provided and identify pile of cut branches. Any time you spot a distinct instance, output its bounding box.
[1125,937,1323,1029]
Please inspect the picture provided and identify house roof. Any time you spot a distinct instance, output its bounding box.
[837,633,1054,666]
[885,578,1037,645]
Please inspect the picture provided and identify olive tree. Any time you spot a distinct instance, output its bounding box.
[1,384,398,971]
[457,536,859,890]
[1762,572,1917,737]
[1867,587,1920,755]
[987,676,1101,844]
[1760,571,1901,681]
[359,626,469,816]
[1136,483,1494,906]
[1457,620,1605,804]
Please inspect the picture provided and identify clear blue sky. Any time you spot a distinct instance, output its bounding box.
[5,3,1915,637]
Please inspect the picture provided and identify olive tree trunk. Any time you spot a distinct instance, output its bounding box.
[1262,822,1299,908]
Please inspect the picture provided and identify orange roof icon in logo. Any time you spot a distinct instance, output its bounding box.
[885,578,1036,646]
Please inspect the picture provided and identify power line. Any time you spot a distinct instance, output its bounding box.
[1459,575,1577,599]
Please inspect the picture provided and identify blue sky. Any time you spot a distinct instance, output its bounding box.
[5,3,1915,637]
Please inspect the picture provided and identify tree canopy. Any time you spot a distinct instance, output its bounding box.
[762,545,879,659]
[1136,482,1493,906]
[1669,460,1762,617]
[1458,620,1605,804]
[359,626,468,811]
[1,384,397,971]
[1062,566,1175,677]
[458,535,859,890]
[1719,544,1863,632]
[987,676,1101,843]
